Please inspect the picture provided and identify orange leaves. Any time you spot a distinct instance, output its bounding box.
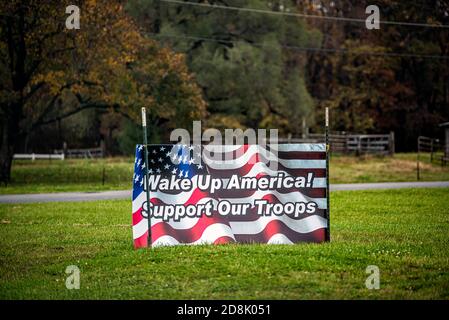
[32,71,66,95]
[1,0,207,138]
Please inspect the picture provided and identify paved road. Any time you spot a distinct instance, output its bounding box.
[0,181,448,204]
[0,190,131,204]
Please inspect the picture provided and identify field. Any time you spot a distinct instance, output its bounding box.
[0,157,132,194]
[1,188,448,299]
[330,153,449,183]
[1,153,449,194]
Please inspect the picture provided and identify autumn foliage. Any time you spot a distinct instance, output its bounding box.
[0,0,206,183]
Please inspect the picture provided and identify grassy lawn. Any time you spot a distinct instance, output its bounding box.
[0,188,448,299]
[330,152,449,183]
[0,157,134,194]
[1,153,448,195]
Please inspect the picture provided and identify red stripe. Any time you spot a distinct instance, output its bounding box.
[151,215,231,243]
[132,207,144,226]
[134,231,148,249]
[214,236,236,244]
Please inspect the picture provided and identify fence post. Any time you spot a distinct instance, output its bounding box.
[430,138,434,163]
[367,137,371,155]
[102,163,105,186]
[325,107,330,242]
[357,137,361,157]
[389,131,395,156]
[100,139,105,158]
[141,107,152,246]
[344,132,348,154]
[417,137,420,181]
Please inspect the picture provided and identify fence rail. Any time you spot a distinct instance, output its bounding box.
[54,147,104,159]
[13,153,64,161]
[417,136,445,180]
[278,132,395,156]
[417,136,442,154]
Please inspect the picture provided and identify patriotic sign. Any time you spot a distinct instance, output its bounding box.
[132,144,329,248]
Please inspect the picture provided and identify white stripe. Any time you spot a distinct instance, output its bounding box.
[150,235,179,246]
[132,192,146,213]
[312,177,326,188]
[274,144,325,152]
[267,233,294,244]
[229,215,327,235]
[133,218,149,239]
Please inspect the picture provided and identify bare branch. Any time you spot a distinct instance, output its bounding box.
[32,101,116,129]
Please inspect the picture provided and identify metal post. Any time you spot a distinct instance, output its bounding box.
[102,163,105,186]
[141,108,152,246]
[430,138,434,163]
[417,137,420,181]
[389,131,395,156]
[325,107,330,242]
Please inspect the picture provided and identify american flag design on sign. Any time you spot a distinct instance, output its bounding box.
[132,144,328,248]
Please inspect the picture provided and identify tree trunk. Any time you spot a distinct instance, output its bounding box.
[0,116,15,185]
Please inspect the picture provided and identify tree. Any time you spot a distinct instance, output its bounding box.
[315,39,412,133]
[302,0,449,149]
[0,0,206,183]
[128,0,319,135]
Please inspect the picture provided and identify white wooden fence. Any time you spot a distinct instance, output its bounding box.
[13,153,65,161]
[53,147,104,159]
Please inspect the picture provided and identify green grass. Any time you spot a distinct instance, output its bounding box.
[0,157,134,194]
[1,188,448,299]
[1,153,448,195]
[329,152,449,183]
